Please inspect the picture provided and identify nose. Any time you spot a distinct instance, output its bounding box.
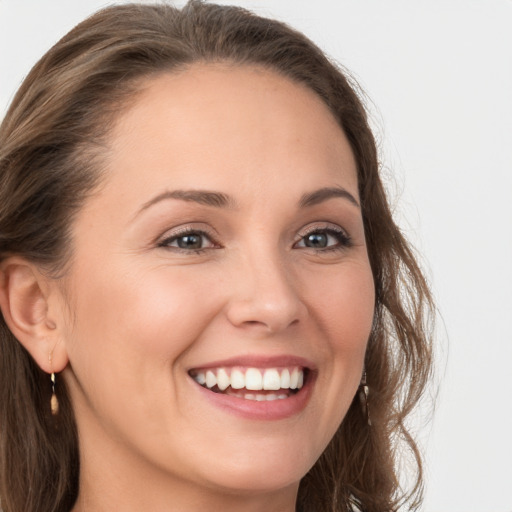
[225,251,306,334]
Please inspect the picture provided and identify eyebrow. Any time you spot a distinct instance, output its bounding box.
[138,189,236,214]
[137,185,360,217]
[299,187,360,208]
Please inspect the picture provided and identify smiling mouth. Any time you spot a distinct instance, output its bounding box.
[189,366,307,401]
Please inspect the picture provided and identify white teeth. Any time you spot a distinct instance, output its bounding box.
[290,368,299,389]
[192,366,305,393]
[245,368,263,390]
[205,370,217,389]
[243,393,287,401]
[262,369,281,390]
[216,368,230,391]
[280,368,291,389]
[230,369,245,389]
[194,372,206,385]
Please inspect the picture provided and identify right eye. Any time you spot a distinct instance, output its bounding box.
[158,229,217,252]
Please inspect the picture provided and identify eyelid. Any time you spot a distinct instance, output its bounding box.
[295,222,349,240]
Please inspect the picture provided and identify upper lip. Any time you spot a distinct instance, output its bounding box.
[187,354,316,371]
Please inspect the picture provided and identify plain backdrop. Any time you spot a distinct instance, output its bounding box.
[1,1,511,511]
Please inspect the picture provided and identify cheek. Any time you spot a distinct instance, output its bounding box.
[63,264,223,406]
[70,265,214,349]
[281,259,375,461]
[306,260,375,354]
[62,264,226,447]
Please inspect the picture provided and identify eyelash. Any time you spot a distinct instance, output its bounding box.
[157,224,352,254]
[294,225,352,252]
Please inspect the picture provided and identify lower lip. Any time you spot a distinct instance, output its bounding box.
[191,374,315,420]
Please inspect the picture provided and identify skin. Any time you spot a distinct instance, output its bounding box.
[4,65,376,511]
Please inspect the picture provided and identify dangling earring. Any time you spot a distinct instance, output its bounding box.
[359,370,371,426]
[49,353,59,415]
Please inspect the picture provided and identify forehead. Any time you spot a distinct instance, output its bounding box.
[99,63,358,208]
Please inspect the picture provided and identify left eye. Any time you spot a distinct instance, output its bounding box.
[159,231,215,250]
[295,229,350,250]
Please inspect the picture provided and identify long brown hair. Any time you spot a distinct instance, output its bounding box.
[0,2,434,511]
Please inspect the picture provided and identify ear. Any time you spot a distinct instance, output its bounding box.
[0,258,69,373]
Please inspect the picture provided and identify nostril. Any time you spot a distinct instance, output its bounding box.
[238,317,300,333]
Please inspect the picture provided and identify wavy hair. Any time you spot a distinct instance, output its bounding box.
[0,2,434,511]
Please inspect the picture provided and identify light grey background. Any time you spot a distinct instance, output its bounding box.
[1,1,511,511]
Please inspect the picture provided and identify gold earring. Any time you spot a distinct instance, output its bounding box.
[359,370,371,426]
[49,353,59,415]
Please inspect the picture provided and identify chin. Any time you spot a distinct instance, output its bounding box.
[194,445,314,495]
[209,468,304,496]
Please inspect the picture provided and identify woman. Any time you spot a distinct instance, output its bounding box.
[0,2,434,511]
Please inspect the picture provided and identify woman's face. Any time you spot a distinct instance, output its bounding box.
[58,65,375,500]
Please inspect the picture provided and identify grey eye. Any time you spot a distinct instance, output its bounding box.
[304,232,328,248]
[160,230,216,251]
[176,234,204,249]
[295,228,352,251]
